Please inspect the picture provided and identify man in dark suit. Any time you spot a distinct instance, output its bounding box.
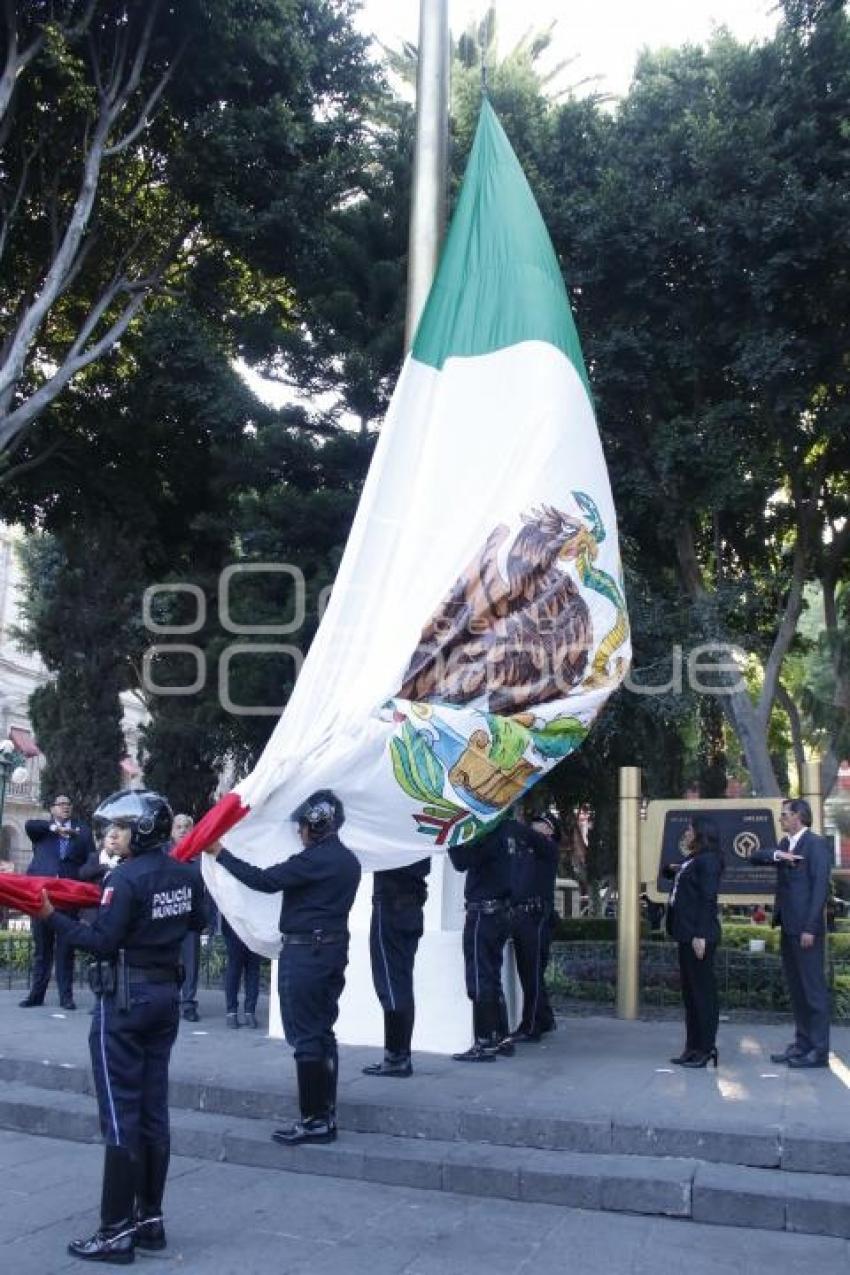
[751,798,832,1068]
[20,793,94,1010]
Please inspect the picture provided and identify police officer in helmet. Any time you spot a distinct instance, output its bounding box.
[362,856,430,1078]
[35,790,206,1264]
[204,788,360,1145]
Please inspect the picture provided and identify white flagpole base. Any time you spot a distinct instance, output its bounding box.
[267,855,519,1055]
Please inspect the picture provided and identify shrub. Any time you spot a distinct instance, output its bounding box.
[551,917,617,942]
[546,939,847,1018]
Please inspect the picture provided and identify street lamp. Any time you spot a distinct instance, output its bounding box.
[0,739,29,833]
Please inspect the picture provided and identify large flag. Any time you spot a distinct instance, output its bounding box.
[175,100,631,956]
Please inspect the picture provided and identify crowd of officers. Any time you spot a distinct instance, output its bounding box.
[24,786,560,1265]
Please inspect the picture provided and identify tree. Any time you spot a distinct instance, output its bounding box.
[9,294,263,812]
[17,523,140,814]
[0,0,375,470]
[566,7,850,794]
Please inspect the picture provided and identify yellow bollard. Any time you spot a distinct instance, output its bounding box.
[617,767,641,1020]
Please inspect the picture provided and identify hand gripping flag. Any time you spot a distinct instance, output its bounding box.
[177,100,631,956]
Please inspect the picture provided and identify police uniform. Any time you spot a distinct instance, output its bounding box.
[363,858,430,1076]
[215,791,360,1144]
[509,822,558,1040]
[46,790,205,1265]
[533,822,559,1034]
[448,822,514,1061]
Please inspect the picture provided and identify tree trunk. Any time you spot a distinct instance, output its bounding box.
[719,687,781,796]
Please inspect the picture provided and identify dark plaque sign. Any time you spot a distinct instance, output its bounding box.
[656,807,779,896]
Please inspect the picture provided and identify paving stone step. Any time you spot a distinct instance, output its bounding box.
[1,1052,847,1177]
[1,1082,849,1238]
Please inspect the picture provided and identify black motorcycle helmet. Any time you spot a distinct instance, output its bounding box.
[536,811,562,840]
[290,789,344,839]
[93,789,174,854]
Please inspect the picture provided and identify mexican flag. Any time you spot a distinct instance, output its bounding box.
[179,100,631,956]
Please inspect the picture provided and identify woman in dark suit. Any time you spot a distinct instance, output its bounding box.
[665,815,722,1068]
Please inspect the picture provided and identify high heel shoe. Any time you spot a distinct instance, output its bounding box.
[670,1049,697,1065]
[680,1046,718,1069]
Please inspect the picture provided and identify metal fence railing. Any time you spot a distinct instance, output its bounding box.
[547,940,850,1020]
[2,929,847,1021]
[0,931,272,994]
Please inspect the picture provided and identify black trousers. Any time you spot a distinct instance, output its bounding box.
[89,980,179,1152]
[29,913,76,1003]
[369,899,424,1015]
[781,931,830,1056]
[462,909,509,1004]
[537,910,556,1031]
[178,930,200,1009]
[222,919,260,1014]
[677,940,719,1053]
[278,938,348,1064]
[510,908,550,1034]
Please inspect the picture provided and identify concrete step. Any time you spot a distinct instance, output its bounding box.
[1,1052,848,1176]
[0,1082,849,1238]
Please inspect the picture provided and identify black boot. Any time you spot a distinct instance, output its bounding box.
[67,1222,136,1265]
[362,1050,413,1077]
[272,1060,336,1145]
[135,1140,169,1251]
[325,1051,338,1130]
[68,1146,136,1264]
[452,1002,500,1062]
[362,1009,413,1077]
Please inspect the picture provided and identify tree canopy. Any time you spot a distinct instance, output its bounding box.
[4,0,850,825]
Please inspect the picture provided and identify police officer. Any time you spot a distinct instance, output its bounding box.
[171,813,204,1023]
[534,812,560,1034]
[204,789,360,1144]
[362,857,430,1077]
[448,821,515,1061]
[35,790,206,1265]
[21,793,94,1010]
[508,812,560,1041]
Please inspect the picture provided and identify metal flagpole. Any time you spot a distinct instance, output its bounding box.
[337,0,507,1052]
[403,0,449,351]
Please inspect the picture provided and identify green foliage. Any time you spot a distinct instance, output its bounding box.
[720,924,782,953]
[551,917,617,941]
[18,524,144,815]
[547,937,850,1017]
[1,0,379,460]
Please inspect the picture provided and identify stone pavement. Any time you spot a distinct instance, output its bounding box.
[2,1130,848,1275]
[2,986,849,1142]
[2,987,850,1246]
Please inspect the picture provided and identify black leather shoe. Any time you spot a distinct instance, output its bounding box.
[510,1029,542,1044]
[60,999,77,1011]
[68,1221,135,1263]
[272,1117,336,1145]
[496,1037,515,1056]
[787,1051,829,1069]
[362,1053,413,1077]
[670,1049,698,1065]
[244,1011,259,1029]
[226,1012,239,1029]
[182,1006,200,1023]
[134,1214,166,1251]
[452,1041,498,1062]
[770,1046,804,1064]
[19,995,43,1008]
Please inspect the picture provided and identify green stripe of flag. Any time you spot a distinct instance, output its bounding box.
[411,98,590,393]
